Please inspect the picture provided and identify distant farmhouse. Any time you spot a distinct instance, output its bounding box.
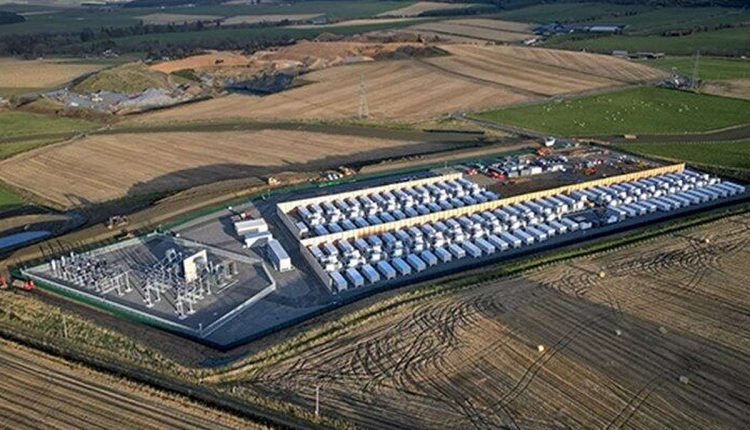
[533,23,625,36]
[612,50,665,60]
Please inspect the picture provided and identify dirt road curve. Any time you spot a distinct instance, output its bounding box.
[0,341,263,430]
[238,213,750,429]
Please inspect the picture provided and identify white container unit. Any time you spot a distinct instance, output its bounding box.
[245,231,273,248]
[268,239,293,272]
[376,261,397,280]
[392,258,412,276]
[474,238,495,255]
[500,232,522,248]
[330,272,347,292]
[448,243,466,259]
[235,218,268,236]
[462,241,482,258]
[406,254,427,272]
[345,268,365,288]
[361,264,381,284]
[434,247,452,263]
[420,250,438,267]
[487,235,509,251]
[514,229,534,245]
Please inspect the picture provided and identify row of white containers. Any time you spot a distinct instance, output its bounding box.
[311,189,591,274]
[316,171,745,293]
[297,178,499,237]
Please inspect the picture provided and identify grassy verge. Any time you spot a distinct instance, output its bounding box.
[613,140,750,180]
[0,290,187,377]
[0,137,63,160]
[473,87,750,136]
[0,183,24,210]
[615,140,750,170]
[648,56,750,81]
[0,111,99,140]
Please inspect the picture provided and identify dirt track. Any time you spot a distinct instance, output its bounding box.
[233,213,750,429]
[0,340,263,430]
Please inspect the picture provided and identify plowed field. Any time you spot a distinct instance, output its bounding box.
[0,129,437,206]
[0,340,263,430]
[230,213,750,429]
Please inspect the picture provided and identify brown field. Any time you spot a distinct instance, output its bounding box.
[0,340,263,430]
[141,44,666,123]
[409,18,534,43]
[228,212,750,429]
[138,13,221,25]
[702,79,750,101]
[222,13,321,25]
[379,1,478,17]
[0,129,451,206]
[290,17,423,29]
[0,58,105,92]
[141,60,529,122]
[150,51,253,74]
[289,18,422,28]
[430,44,667,95]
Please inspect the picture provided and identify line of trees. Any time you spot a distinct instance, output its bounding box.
[0,19,295,57]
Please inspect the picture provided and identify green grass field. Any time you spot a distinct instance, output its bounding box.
[615,140,750,171]
[0,111,99,140]
[545,27,750,57]
[88,19,421,51]
[0,183,24,210]
[0,0,413,35]
[493,2,650,24]
[579,7,750,35]
[648,57,750,81]
[474,87,750,136]
[493,3,750,34]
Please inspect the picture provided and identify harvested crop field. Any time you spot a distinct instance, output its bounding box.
[379,1,478,17]
[409,18,534,43]
[702,79,750,101]
[0,58,104,93]
[290,17,423,29]
[0,340,263,430]
[222,14,321,25]
[142,44,665,123]
[138,13,221,25]
[229,212,750,429]
[0,129,454,206]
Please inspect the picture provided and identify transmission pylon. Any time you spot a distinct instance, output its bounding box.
[358,75,369,120]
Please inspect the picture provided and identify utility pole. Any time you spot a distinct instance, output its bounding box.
[691,50,700,88]
[358,75,369,120]
[62,314,68,339]
[315,384,320,417]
